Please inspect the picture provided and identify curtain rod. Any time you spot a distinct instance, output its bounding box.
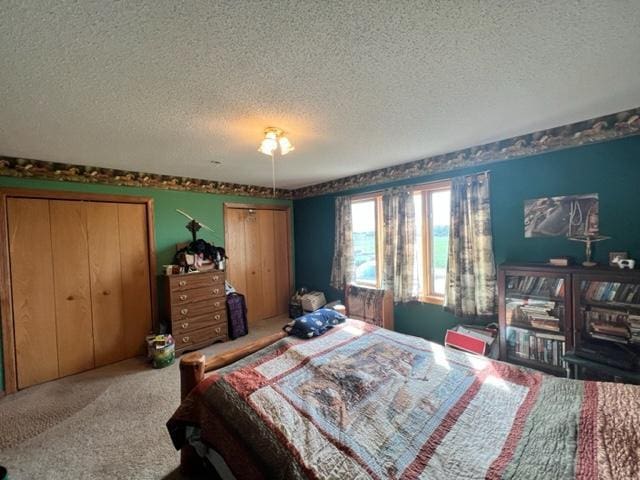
[348,170,491,199]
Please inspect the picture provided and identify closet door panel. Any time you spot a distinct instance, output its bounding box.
[50,200,95,377]
[273,210,291,315]
[225,208,248,297]
[87,202,125,366]
[8,198,58,388]
[244,211,264,323]
[118,203,152,358]
[258,210,277,318]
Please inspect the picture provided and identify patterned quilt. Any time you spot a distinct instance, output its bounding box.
[167,319,640,479]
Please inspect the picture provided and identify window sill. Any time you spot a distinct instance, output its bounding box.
[420,295,445,306]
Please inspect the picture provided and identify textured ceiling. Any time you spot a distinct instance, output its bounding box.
[1,1,639,189]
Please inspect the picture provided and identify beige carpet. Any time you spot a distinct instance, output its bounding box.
[0,316,289,479]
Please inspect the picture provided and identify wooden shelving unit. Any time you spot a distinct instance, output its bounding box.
[499,264,571,375]
[499,263,640,381]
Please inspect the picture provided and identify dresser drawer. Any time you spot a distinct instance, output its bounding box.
[172,310,227,335]
[169,272,225,292]
[174,324,227,351]
[170,285,225,305]
[171,299,223,320]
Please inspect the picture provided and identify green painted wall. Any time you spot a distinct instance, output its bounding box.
[0,176,291,390]
[293,136,640,343]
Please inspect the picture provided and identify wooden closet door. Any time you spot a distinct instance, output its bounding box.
[50,200,95,377]
[225,208,248,298]
[273,210,291,315]
[258,209,278,319]
[7,198,58,389]
[244,210,265,323]
[86,202,125,367]
[117,203,152,358]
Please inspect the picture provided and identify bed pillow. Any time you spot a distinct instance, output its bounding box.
[283,308,347,339]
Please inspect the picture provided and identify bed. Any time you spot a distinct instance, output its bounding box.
[167,319,640,479]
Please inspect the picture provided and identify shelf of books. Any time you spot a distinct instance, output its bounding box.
[501,272,569,374]
[575,278,640,369]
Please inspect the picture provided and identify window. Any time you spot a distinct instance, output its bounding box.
[351,197,381,286]
[350,181,451,304]
[414,182,451,303]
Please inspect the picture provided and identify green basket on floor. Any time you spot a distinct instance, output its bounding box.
[147,334,175,369]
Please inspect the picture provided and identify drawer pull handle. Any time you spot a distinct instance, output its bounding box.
[213,275,219,281]
[181,322,189,329]
[215,327,221,334]
[180,308,188,315]
[214,314,221,321]
[182,336,190,343]
[214,301,220,308]
[179,280,187,287]
[212,288,220,295]
[179,294,187,301]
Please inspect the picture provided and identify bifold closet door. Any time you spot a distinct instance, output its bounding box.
[117,203,152,358]
[225,207,291,324]
[273,210,291,315]
[258,209,278,319]
[243,210,265,323]
[86,202,126,367]
[225,208,248,299]
[8,198,58,389]
[50,200,95,377]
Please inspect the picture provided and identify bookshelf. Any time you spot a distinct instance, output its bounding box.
[573,270,640,382]
[499,265,571,375]
[499,263,640,381]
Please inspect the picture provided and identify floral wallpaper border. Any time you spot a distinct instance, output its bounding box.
[1,107,638,199]
[291,107,640,198]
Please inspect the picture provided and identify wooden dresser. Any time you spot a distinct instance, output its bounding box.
[162,270,228,354]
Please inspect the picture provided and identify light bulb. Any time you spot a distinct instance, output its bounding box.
[258,137,277,155]
[278,136,294,155]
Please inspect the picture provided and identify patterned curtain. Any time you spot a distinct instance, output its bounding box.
[382,188,417,303]
[444,173,497,317]
[330,195,354,289]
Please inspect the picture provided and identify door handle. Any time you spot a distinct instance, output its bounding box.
[181,322,189,329]
[182,336,190,343]
[179,280,187,287]
[179,294,187,301]
[213,301,221,308]
[180,308,188,315]
[212,288,220,295]
[215,327,221,334]
[214,314,221,321]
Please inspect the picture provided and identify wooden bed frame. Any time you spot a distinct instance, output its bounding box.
[178,330,288,474]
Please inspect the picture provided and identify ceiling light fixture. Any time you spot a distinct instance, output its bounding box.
[258,127,294,197]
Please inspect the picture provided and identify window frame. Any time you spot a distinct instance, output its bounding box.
[349,180,451,302]
[413,180,451,305]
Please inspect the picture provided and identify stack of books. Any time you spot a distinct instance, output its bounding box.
[627,314,640,344]
[507,326,566,368]
[582,281,640,304]
[506,276,565,298]
[507,299,561,332]
[585,308,631,344]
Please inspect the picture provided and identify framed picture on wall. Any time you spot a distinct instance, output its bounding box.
[524,193,599,238]
[609,251,628,266]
